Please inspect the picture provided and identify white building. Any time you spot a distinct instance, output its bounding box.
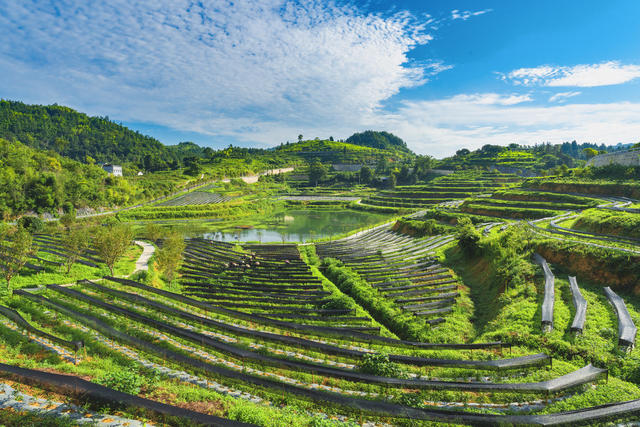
[102,164,123,176]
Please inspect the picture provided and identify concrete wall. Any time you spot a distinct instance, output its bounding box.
[587,149,640,167]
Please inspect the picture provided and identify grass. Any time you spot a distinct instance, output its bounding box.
[573,209,640,239]
[5,244,142,291]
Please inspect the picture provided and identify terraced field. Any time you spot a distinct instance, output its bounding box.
[157,190,233,206]
[5,231,640,425]
[358,171,520,210]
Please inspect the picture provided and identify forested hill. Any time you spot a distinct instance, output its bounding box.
[0,138,136,218]
[0,100,181,170]
[346,130,411,152]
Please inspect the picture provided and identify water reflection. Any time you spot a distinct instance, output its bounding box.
[200,209,390,243]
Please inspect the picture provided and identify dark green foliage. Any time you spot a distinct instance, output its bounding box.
[308,160,328,186]
[582,164,640,180]
[183,156,201,176]
[0,100,177,170]
[359,165,373,184]
[0,138,140,216]
[438,141,622,172]
[17,216,44,233]
[0,226,35,292]
[346,130,409,151]
[321,295,354,311]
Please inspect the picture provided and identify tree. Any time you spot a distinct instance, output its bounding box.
[455,217,481,256]
[17,216,44,233]
[346,130,408,151]
[387,172,397,189]
[398,165,411,184]
[359,166,373,184]
[414,155,435,178]
[298,134,303,142]
[0,226,34,294]
[59,212,76,231]
[93,224,133,276]
[142,223,163,243]
[184,156,201,176]
[60,227,90,274]
[308,160,327,186]
[583,147,599,159]
[375,156,388,175]
[155,232,185,284]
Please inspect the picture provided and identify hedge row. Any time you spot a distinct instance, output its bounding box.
[321,258,434,342]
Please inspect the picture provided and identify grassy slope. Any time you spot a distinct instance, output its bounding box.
[573,209,640,239]
[8,244,143,290]
[442,244,640,410]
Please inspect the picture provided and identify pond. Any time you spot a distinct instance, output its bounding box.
[169,208,393,243]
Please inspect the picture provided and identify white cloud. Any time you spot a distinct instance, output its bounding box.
[363,94,640,156]
[503,61,640,87]
[549,91,581,103]
[423,60,454,76]
[447,93,533,106]
[0,0,433,139]
[451,9,492,21]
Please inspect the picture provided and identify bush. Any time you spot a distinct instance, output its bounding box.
[321,295,354,311]
[357,352,406,378]
[17,216,44,233]
[62,201,76,215]
[96,368,148,394]
[455,217,481,256]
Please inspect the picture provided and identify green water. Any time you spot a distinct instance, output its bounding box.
[172,208,392,242]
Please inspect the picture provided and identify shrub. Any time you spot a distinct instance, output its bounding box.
[95,368,147,394]
[455,217,481,256]
[321,295,354,311]
[357,352,407,378]
[17,216,44,233]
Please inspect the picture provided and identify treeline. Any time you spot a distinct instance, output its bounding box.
[439,141,632,172]
[0,100,183,171]
[0,138,141,217]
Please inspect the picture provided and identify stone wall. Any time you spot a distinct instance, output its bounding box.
[587,149,640,167]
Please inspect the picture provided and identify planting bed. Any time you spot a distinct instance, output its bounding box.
[157,190,233,206]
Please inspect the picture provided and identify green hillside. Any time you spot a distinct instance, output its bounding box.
[274,133,413,164]
[0,100,180,171]
[0,138,133,217]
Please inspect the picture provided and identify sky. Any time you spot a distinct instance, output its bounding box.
[1,0,639,157]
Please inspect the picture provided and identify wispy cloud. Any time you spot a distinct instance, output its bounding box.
[502,61,640,87]
[366,94,640,156]
[549,91,581,103]
[447,93,532,106]
[451,9,492,21]
[423,60,454,76]
[0,0,434,141]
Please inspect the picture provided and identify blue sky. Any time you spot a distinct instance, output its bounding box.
[1,0,639,156]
